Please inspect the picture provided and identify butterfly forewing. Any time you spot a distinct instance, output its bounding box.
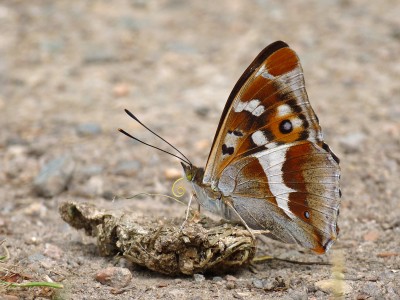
[201,41,341,253]
[204,42,323,184]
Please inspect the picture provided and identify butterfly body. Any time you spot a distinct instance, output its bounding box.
[182,41,341,254]
[182,164,241,223]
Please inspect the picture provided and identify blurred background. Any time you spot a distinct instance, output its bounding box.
[0,0,399,298]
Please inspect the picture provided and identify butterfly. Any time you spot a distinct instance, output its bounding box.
[120,41,341,254]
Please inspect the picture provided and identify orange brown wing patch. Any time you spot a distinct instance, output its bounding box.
[282,142,340,252]
[266,47,299,76]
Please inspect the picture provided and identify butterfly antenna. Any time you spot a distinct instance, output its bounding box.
[122,109,192,165]
[118,128,191,165]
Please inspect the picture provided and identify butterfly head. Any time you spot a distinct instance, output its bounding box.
[181,162,203,183]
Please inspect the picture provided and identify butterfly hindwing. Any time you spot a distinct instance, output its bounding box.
[217,141,340,253]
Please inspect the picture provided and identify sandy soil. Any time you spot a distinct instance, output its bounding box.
[0,1,399,299]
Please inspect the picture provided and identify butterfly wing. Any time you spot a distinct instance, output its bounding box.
[218,142,340,253]
[203,41,341,253]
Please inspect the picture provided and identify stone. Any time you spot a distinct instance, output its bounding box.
[164,168,182,180]
[76,164,104,180]
[22,202,47,218]
[113,83,130,97]
[114,160,141,176]
[263,278,277,291]
[193,273,205,282]
[224,275,237,281]
[71,176,104,198]
[252,279,264,289]
[95,267,132,288]
[27,253,46,263]
[76,123,102,137]
[194,106,210,118]
[83,46,118,64]
[33,156,75,197]
[43,243,63,260]
[363,230,380,242]
[338,132,366,153]
[360,282,385,298]
[212,276,223,282]
[226,281,235,289]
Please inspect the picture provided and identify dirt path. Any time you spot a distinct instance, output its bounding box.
[1,1,399,299]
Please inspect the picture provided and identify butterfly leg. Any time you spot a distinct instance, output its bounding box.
[223,200,255,239]
[224,200,270,239]
[180,192,195,231]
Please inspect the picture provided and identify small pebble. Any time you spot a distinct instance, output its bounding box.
[252,279,264,289]
[76,123,102,137]
[193,273,205,282]
[226,281,235,290]
[79,164,104,177]
[212,276,223,282]
[224,275,237,281]
[71,176,104,198]
[7,144,27,156]
[338,132,366,153]
[194,106,210,118]
[28,253,46,263]
[95,267,132,288]
[113,83,130,97]
[43,243,63,260]
[164,167,182,180]
[40,259,55,270]
[174,278,182,284]
[307,283,317,293]
[114,160,141,176]
[360,282,384,298]
[83,46,118,64]
[22,202,47,218]
[363,230,380,242]
[33,156,75,198]
[102,190,115,200]
[263,278,276,291]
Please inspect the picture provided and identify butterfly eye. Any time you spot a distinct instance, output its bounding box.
[304,211,310,219]
[279,119,293,134]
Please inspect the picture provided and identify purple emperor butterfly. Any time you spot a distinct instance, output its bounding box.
[120,41,341,254]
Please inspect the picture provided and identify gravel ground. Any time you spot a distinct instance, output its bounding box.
[0,1,399,299]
